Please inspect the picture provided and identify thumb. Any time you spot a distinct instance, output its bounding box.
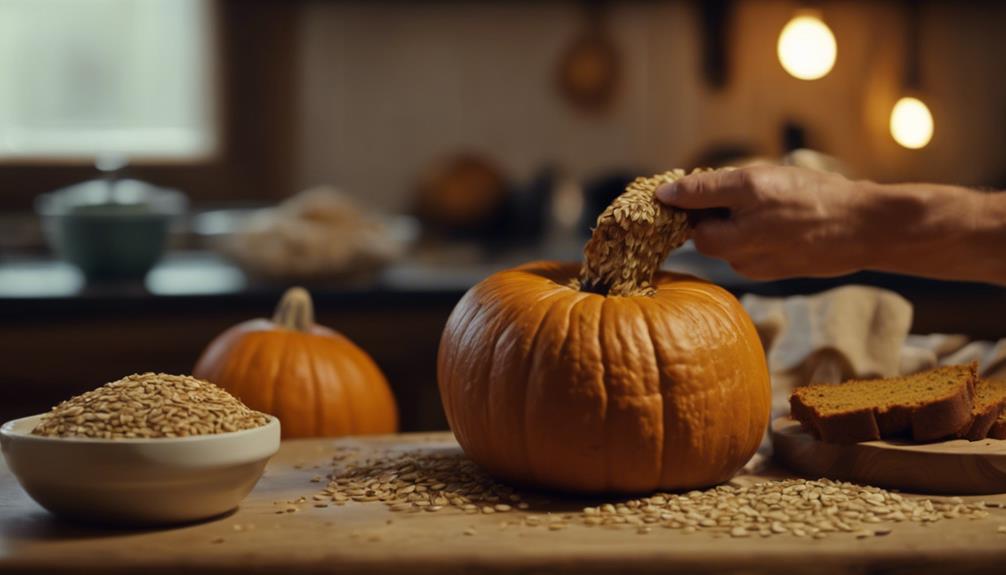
[656,169,754,210]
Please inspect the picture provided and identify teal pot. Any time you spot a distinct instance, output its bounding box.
[36,179,188,282]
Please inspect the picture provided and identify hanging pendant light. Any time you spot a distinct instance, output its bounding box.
[777,6,837,80]
[890,96,933,149]
[890,0,934,149]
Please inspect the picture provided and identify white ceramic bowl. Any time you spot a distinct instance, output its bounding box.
[1,414,280,526]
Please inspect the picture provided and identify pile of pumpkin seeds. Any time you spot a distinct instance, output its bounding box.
[31,373,270,439]
[314,448,999,538]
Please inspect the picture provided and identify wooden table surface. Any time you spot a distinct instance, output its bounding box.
[3,432,1006,575]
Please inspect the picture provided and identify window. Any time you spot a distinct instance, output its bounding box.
[0,0,217,161]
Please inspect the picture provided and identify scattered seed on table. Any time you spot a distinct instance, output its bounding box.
[315,449,994,540]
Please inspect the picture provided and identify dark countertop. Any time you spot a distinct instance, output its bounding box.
[0,241,762,313]
[2,243,1004,331]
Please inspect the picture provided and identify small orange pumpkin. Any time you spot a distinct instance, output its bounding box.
[194,287,397,438]
[437,172,770,493]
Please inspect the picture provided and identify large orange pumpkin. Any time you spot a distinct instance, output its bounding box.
[194,287,398,438]
[437,172,770,493]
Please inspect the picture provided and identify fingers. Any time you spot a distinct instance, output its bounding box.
[690,218,775,280]
[656,168,762,210]
[690,218,744,258]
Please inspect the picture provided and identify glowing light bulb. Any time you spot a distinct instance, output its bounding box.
[889,96,934,149]
[777,14,837,80]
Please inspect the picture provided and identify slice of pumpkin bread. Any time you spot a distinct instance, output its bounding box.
[988,381,1006,440]
[790,364,977,444]
[960,378,1006,440]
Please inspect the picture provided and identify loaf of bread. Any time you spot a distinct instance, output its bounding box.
[790,364,979,444]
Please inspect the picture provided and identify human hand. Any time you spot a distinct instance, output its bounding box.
[656,166,869,280]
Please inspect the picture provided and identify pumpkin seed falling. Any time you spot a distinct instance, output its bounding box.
[579,169,707,296]
[315,448,996,538]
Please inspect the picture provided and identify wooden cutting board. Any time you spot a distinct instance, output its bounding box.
[3,432,1006,575]
[771,416,1006,494]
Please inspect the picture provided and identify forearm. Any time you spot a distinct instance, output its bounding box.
[855,181,1006,285]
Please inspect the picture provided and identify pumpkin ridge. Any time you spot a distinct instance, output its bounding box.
[440,301,472,451]
[503,285,574,482]
[524,288,582,488]
[218,327,262,399]
[230,331,269,410]
[309,339,344,435]
[581,293,609,491]
[436,289,478,442]
[332,339,366,434]
[453,283,507,454]
[476,290,506,463]
[198,326,241,395]
[736,304,772,469]
[729,306,770,482]
[444,283,507,444]
[268,330,296,433]
[666,284,764,481]
[596,296,614,491]
[218,329,262,411]
[714,303,758,478]
[304,336,327,436]
[599,297,667,492]
[670,288,766,486]
[555,290,605,491]
[637,297,682,488]
[627,296,666,489]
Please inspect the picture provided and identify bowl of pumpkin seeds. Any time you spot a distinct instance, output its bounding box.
[0,373,279,526]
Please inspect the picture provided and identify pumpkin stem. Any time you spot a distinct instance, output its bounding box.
[578,170,703,296]
[273,287,315,331]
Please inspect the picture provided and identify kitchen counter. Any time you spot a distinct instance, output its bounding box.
[2,432,1005,575]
